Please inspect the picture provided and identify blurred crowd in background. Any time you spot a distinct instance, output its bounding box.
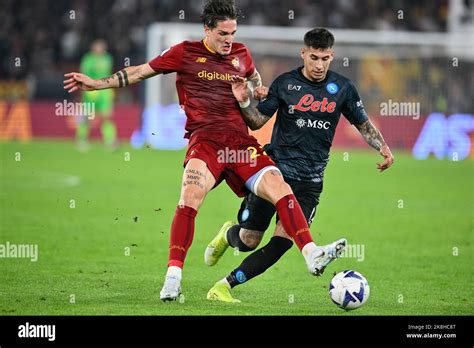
[0,0,472,116]
[1,0,450,79]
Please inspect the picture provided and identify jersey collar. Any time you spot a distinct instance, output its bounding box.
[202,39,217,54]
[298,66,331,85]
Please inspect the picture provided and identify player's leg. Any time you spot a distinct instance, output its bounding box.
[209,180,345,302]
[204,192,274,266]
[250,168,319,273]
[101,117,117,148]
[253,169,342,275]
[76,117,90,151]
[228,144,323,274]
[97,90,117,149]
[207,182,321,302]
[160,158,216,301]
[76,91,97,151]
[206,221,293,303]
[254,169,347,276]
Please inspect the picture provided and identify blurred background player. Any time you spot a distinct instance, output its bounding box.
[77,39,117,151]
[205,28,394,303]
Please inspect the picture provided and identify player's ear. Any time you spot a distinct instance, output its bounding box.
[329,49,335,62]
[300,47,305,60]
[204,25,211,37]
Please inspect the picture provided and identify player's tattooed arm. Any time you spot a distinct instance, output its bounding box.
[231,75,270,130]
[96,70,129,88]
[355,120,395,171]
[355,120,385,151]
[96,64,158,89]
[240,105,271,130]
[64,63,158,93]
[248,70,268,101]
[248,70,262,88]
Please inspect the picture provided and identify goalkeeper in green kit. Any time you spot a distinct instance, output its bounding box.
[77,39,117,150]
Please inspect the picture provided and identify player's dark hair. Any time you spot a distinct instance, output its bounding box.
[304,28,335,49]
[201,0,242,29]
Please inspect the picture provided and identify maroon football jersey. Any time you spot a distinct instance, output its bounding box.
[148,40,255,138]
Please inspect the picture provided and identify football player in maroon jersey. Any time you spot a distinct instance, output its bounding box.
[63,0,345,302]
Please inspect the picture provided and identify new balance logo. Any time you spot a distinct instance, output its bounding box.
[196,57,207,63]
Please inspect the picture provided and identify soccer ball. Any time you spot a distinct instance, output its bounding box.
[329,270,370,310]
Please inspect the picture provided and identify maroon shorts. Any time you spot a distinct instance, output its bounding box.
[184,131,275,197]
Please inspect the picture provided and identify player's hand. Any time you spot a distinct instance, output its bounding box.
[63,73,98,93]
[377,145,394,171]
[231,76,251,103]
[253,86,268,101]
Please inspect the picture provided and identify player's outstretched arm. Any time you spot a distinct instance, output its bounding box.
[63,63,158,93]
[231,76,271,130]
[355,120,395,171]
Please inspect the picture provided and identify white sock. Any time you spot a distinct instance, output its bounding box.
[217,278,231,289]
[166,266,182,279]
[302,242,319,264]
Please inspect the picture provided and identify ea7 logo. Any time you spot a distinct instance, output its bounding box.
[288,84,301,91]
[18,322,56,341]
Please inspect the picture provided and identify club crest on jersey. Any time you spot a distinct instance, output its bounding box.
[288,84,301,91]
[231,57,240,68]
[326,82,339,94]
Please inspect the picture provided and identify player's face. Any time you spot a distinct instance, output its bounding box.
[91,41,107,55]
[301,46,334,82]
[204,19,237,55]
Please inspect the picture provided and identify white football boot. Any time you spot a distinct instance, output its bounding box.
[160,275,182,301]
[307,238,347,276]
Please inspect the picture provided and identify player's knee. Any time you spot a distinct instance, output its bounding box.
[257,170,294,203]
[239,229,264,249]
[180,187,206,209]
[263,180,293,204]
[278,181,293,196]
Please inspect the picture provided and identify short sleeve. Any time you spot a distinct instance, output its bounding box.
[342,81,369,125]
[244,47,255,78]
[257,76,282,117]
[148,42,184,74]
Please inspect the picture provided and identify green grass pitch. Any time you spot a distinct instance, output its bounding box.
[0,140,472,315]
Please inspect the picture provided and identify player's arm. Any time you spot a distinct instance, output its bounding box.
[247,69,268,100]
[248,70,262,88]
[355,120,394,171]
[344,82,394,171]
[231,76,271,130]
[240,104,272,131]
[63,63,158,93]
